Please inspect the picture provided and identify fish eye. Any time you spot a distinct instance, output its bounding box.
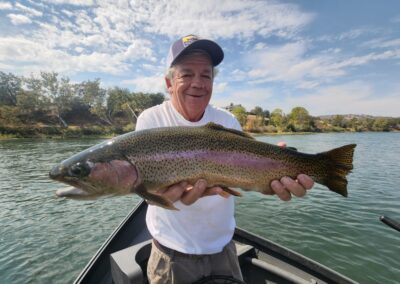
[69,162,91,177]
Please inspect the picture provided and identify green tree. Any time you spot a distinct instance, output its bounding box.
[288,106,311,131]
[332,115,346,128]
[347,117,359,131]
[106,87,132,123]
[23,72,71,126]
[270,108,285,130]
[75,79,108,125]
[358,117,374,131]
[251,106,265,127]
[16,89,50,121]
[77,79,106,108]
[0,72,22,106]
[147,93,164,108]
[231,105,247,126]
[372,118,390,131]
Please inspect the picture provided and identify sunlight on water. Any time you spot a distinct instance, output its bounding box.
[0,133,399,283]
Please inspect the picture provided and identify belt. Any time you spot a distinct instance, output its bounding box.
[153,239,208,258]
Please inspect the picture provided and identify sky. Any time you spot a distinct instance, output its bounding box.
[0,0,399,117]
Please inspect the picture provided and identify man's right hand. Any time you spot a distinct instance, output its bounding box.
[154,179,229,206]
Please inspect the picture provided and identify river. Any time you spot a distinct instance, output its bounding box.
[0,132,399,283]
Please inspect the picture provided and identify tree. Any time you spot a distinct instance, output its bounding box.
[40,71,59,99]
[0,72,22,106]
[372,118,390,131]
[107,87,131,121]
[251,106,265,127]
[16,89,50,121]
[332,115,346,128]
[270,108,285,130]
[231,105,247,126]
[77,79,106,108]
[148,93,164,107]
[23,72,70,126]
[288,107,311,131]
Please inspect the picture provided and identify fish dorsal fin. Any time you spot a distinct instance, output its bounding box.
[204,122,254,139]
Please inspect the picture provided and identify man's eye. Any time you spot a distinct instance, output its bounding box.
[202,75,211,79]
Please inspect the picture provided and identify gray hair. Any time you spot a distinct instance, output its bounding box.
[165,49,219,81]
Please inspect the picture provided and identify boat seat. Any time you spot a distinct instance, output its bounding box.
[110,241,256,284]
[235,242,256,263]
[110,240,152,284]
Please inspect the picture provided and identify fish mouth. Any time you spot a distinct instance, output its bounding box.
[55,187,90,199]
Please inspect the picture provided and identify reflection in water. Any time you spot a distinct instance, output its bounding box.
[0,133,399,283]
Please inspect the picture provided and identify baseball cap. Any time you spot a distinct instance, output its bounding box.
[166,35,224,68]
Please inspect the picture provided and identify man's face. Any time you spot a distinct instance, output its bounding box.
[166,53,213,122]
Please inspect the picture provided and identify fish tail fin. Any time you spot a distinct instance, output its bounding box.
[318,144,356,197]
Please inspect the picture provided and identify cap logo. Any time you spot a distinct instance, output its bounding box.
[182,35,198,47]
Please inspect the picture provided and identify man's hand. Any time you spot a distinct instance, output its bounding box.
[155,179,228,206]
[270,174,314,201]
[271,141,314,201]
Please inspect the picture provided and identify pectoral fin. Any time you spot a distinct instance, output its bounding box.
[219,186,242,197]
[135,184,178,210]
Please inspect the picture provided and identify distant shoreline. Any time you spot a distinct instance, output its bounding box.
[1,125,397,140]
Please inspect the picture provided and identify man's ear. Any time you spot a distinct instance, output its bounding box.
[165,77,173,94]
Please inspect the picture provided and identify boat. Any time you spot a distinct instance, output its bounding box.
[74,201,357,284]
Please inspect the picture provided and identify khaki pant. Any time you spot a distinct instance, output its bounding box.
[147,240,243,284]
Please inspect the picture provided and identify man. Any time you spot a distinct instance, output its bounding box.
[135,35,314,284]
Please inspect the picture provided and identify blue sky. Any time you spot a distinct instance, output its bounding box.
[1,0,399,116]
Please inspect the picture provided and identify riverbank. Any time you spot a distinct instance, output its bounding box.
[0,124,135,139]
[0,124,396,140]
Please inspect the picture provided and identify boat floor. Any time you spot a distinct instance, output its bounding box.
[75,202,356,284]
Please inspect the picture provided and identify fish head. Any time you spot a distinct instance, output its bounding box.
[49,139,138,199]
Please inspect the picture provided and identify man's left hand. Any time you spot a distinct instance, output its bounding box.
[271,141,314,201]
[270,174,314,201]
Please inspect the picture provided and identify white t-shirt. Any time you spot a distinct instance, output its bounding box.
[135,100,241,254]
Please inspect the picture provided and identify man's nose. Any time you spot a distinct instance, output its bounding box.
[191,75,205,88]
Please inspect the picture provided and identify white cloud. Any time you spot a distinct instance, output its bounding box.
[2,0,312,77]
[42,0,94,6]
[338,29,367,41]
[285,82,400,117]
[213,82,228,94]
[130,0,313,40]
[0,37,130,75]
[122,75,166,93]
[363,37,400,49]
[240,41,400,88]
[0,1,12,10]
[212,88,274,110]
[7,13,32,25]
[123,39,155,61]
[15,2,43,17]
[61,9,74,17]
[214,82,400,117]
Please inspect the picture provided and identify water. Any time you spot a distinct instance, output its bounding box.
[0,133,399,283]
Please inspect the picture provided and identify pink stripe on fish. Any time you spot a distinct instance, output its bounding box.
[140,150,285,170]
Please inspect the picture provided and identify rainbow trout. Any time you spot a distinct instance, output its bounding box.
[49,123,356,210]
